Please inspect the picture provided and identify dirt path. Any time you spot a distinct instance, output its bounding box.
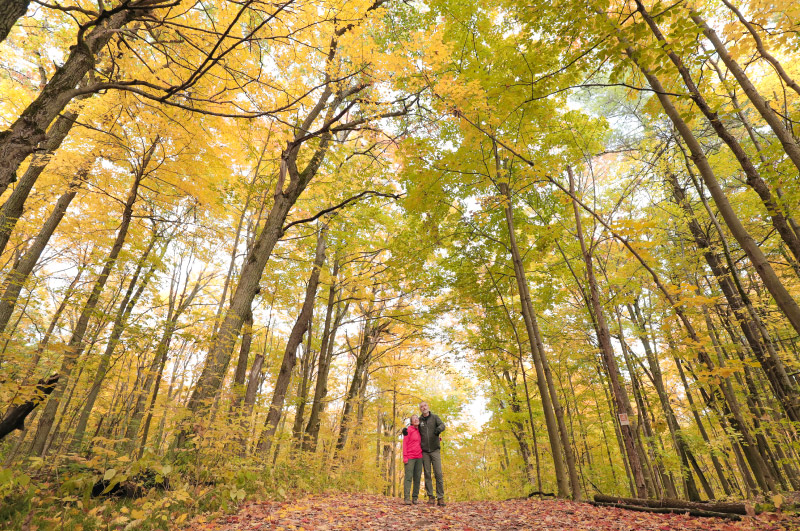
[186,493,797,530]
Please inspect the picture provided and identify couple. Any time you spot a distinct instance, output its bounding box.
[402,401,446,506]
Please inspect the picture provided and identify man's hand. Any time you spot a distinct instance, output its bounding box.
[402,427,408,436]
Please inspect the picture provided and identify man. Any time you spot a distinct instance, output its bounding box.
[418,401,445,506]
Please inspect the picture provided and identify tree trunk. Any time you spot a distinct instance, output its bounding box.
[28,146,150,456]
[70,237,159,451]
[0,174,83,334]
[668,174,800,421]
[497,177,574,499]
[231,310,254,409]
[568,167,648,498]
[304,263,346,452]
[334,317,388,457]
[604,11,800,338]
[0,0,29,43]
[632,0,800,266]
[291,326,316,445]
[0,111,78,256]
[690,8,800,174]
[0,8,140,195]
[183,87,340,423]
[258,227,327,454]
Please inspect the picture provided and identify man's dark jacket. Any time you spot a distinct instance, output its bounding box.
[418,412,445,453]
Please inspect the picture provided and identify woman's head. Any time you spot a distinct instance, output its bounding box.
[411,414,420,426]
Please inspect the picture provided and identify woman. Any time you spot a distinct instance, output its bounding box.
[403,414,423,504]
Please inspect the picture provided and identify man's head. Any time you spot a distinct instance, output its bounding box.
[419,402,430,416]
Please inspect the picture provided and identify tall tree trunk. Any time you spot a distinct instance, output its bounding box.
[304,263,346,452]
[258,227,327,454]
[632,0,800,266]
[502,369,537,487]
[231,310,254,409]
[183,87,341,423]
[28,144,152,456]
[689,8,800,173]
[497,177,574,499]
[124,267,204,450]
[668,174,800,421]
[291,326,316,445]
[568,167,648,498]
[625,300,710,499]
[334,316,388,457]
[719,0,800,97]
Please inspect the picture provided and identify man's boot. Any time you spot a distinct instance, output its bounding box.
[427,497,436,505]
[437,498,446,507]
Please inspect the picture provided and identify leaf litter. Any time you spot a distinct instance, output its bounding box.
[183,493,799,530]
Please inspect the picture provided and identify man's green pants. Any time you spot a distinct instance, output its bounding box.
[422,450,444,500]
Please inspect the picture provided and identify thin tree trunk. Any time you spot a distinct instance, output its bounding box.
[604,11,800,338]
[497,177,573,499]
[568,167,648,498]
[291,326,316,445]
[668,174,800,421]
[304,264,346,452]
[70,236,159,450]
[258,227,327,454]
[0,174,84,335]
[231,310,254,409]
[689,8,800,173]
[632,0,800,266]
[29,144,152,456]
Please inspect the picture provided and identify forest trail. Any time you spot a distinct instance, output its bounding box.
[185,493,796,530]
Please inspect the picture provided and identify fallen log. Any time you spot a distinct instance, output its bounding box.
[593,494,747,515]
[0,375,60,440]
[590,501,742,521]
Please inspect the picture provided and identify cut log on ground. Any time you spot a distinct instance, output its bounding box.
[0,375,59,440]
[590,501,742,521]
[593,494,748,515]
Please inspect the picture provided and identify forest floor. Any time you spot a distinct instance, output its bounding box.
[184,492,799,530]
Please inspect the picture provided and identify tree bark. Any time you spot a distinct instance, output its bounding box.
[0,0,28,43]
